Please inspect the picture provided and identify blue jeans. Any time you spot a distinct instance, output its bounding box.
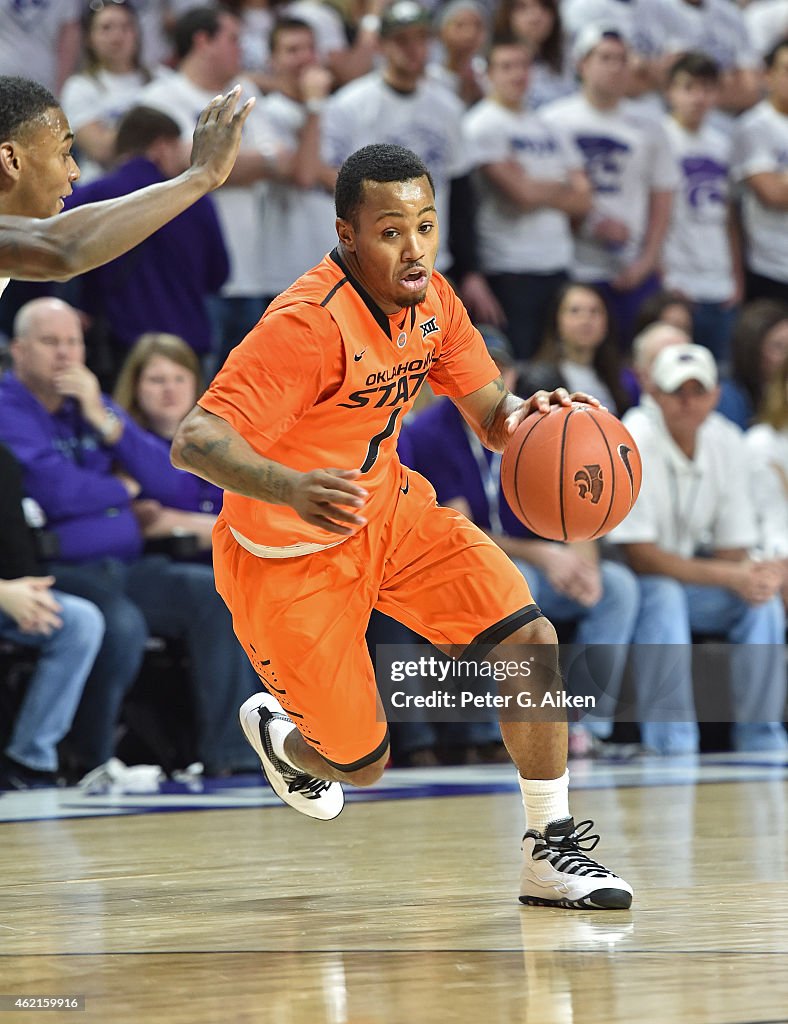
[515,559,640,738]
[51,557,259,773]
[486,270,568,361]
[692,302,738,366]
[631,576,788,753]
[2,591,104,771]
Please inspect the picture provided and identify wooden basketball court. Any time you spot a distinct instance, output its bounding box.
[1,755,787,1024]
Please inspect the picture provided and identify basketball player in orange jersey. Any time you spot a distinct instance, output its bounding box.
[171,144,633,910]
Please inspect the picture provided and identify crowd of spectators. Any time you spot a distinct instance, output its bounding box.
[3,0,788,785]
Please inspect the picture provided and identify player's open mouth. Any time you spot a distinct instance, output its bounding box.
[400,268,427,291]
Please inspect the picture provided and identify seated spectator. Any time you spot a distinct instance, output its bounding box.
[717,298,788,429]
[402,325,641,755]
[611,343,788,753]
[113,332,221,554]
[462,39,592,360]
[429,0,489,108]
[0,298,257,778]
[492,0,577,109]
[630,320,692,399]
[0,443,104,790]
[520,283,635,414]
[65,105,229,387]
[60,0,156,184]
[662,53,743,364]
[744,353,788,572]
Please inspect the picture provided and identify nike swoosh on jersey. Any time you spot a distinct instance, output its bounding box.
[354,350,366,361]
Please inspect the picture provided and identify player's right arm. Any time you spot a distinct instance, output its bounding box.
[0,88,254,282]
[171,407,368,536]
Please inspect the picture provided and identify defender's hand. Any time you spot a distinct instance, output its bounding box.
[290,468,369,536]
[190,86,256,190]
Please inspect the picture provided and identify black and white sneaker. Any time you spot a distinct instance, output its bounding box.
[239,692,344,821]
[519,817,633,909]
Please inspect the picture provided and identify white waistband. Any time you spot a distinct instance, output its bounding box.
[229,525,349,559]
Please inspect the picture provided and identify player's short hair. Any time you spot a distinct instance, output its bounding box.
[115,106,181,158]
[269,17,314,54]
[765,36,788,69]
[335,144,435,223]
[667,51,720,85]
[0,76,59,144]
[172,5,234,62]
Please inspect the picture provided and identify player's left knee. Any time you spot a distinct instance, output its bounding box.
[336,747,389,787]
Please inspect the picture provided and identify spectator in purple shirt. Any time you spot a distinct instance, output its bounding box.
[113,331,222,555]
[64,106,229,384]
[0,298,257,778]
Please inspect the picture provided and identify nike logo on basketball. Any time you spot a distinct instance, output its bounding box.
[354,350,366,361]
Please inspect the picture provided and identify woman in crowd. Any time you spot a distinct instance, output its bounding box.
[718,299,788,429]
[521,282,635,414]
[112,332,259,775]
[493,0,575,108]
[113,332,221,554]
[60,0,156,183]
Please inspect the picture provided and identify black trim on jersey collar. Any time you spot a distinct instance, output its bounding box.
[330,247,392,340]
[320,274,348,307]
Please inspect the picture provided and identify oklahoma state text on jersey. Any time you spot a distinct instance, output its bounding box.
[199,248,498,554]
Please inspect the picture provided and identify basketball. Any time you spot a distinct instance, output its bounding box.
[500,403,642,542]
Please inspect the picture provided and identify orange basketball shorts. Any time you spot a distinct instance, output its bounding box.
[212,467,537,771]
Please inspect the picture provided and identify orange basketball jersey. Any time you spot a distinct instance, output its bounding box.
[199,248,498,554]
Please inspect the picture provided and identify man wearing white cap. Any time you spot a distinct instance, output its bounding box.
[541,26,678,345]
[609,343,788,753]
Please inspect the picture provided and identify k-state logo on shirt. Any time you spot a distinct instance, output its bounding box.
[681,156,727,212]
[575,136,630,194]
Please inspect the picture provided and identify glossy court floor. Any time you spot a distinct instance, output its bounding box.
[1,753,787,1024]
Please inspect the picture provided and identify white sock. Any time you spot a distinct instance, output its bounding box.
[519,770,570,835]
[267,716,297,767]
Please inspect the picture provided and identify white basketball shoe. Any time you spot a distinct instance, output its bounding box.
[239,692,344,821]
[519,817,633,909]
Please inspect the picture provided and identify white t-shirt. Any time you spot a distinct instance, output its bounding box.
[743,0,788,56]
[321,73,468,273]
[542,93,679,281]
[561,0,666,58]
[462,98,579,274]
[609,397,760,556]
[527,60,580,112]
[662,116,734,302]
[61,69,154,184]
[139,72,278,297]
[0,0,81,93]
[657,0,760,70]
[256,93,338,295]
[0,278,9,299]
[731,100,788,284]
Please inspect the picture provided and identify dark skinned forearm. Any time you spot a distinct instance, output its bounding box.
[1,169,213,282]
[479,380,525,453]
[171,407,298,505]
